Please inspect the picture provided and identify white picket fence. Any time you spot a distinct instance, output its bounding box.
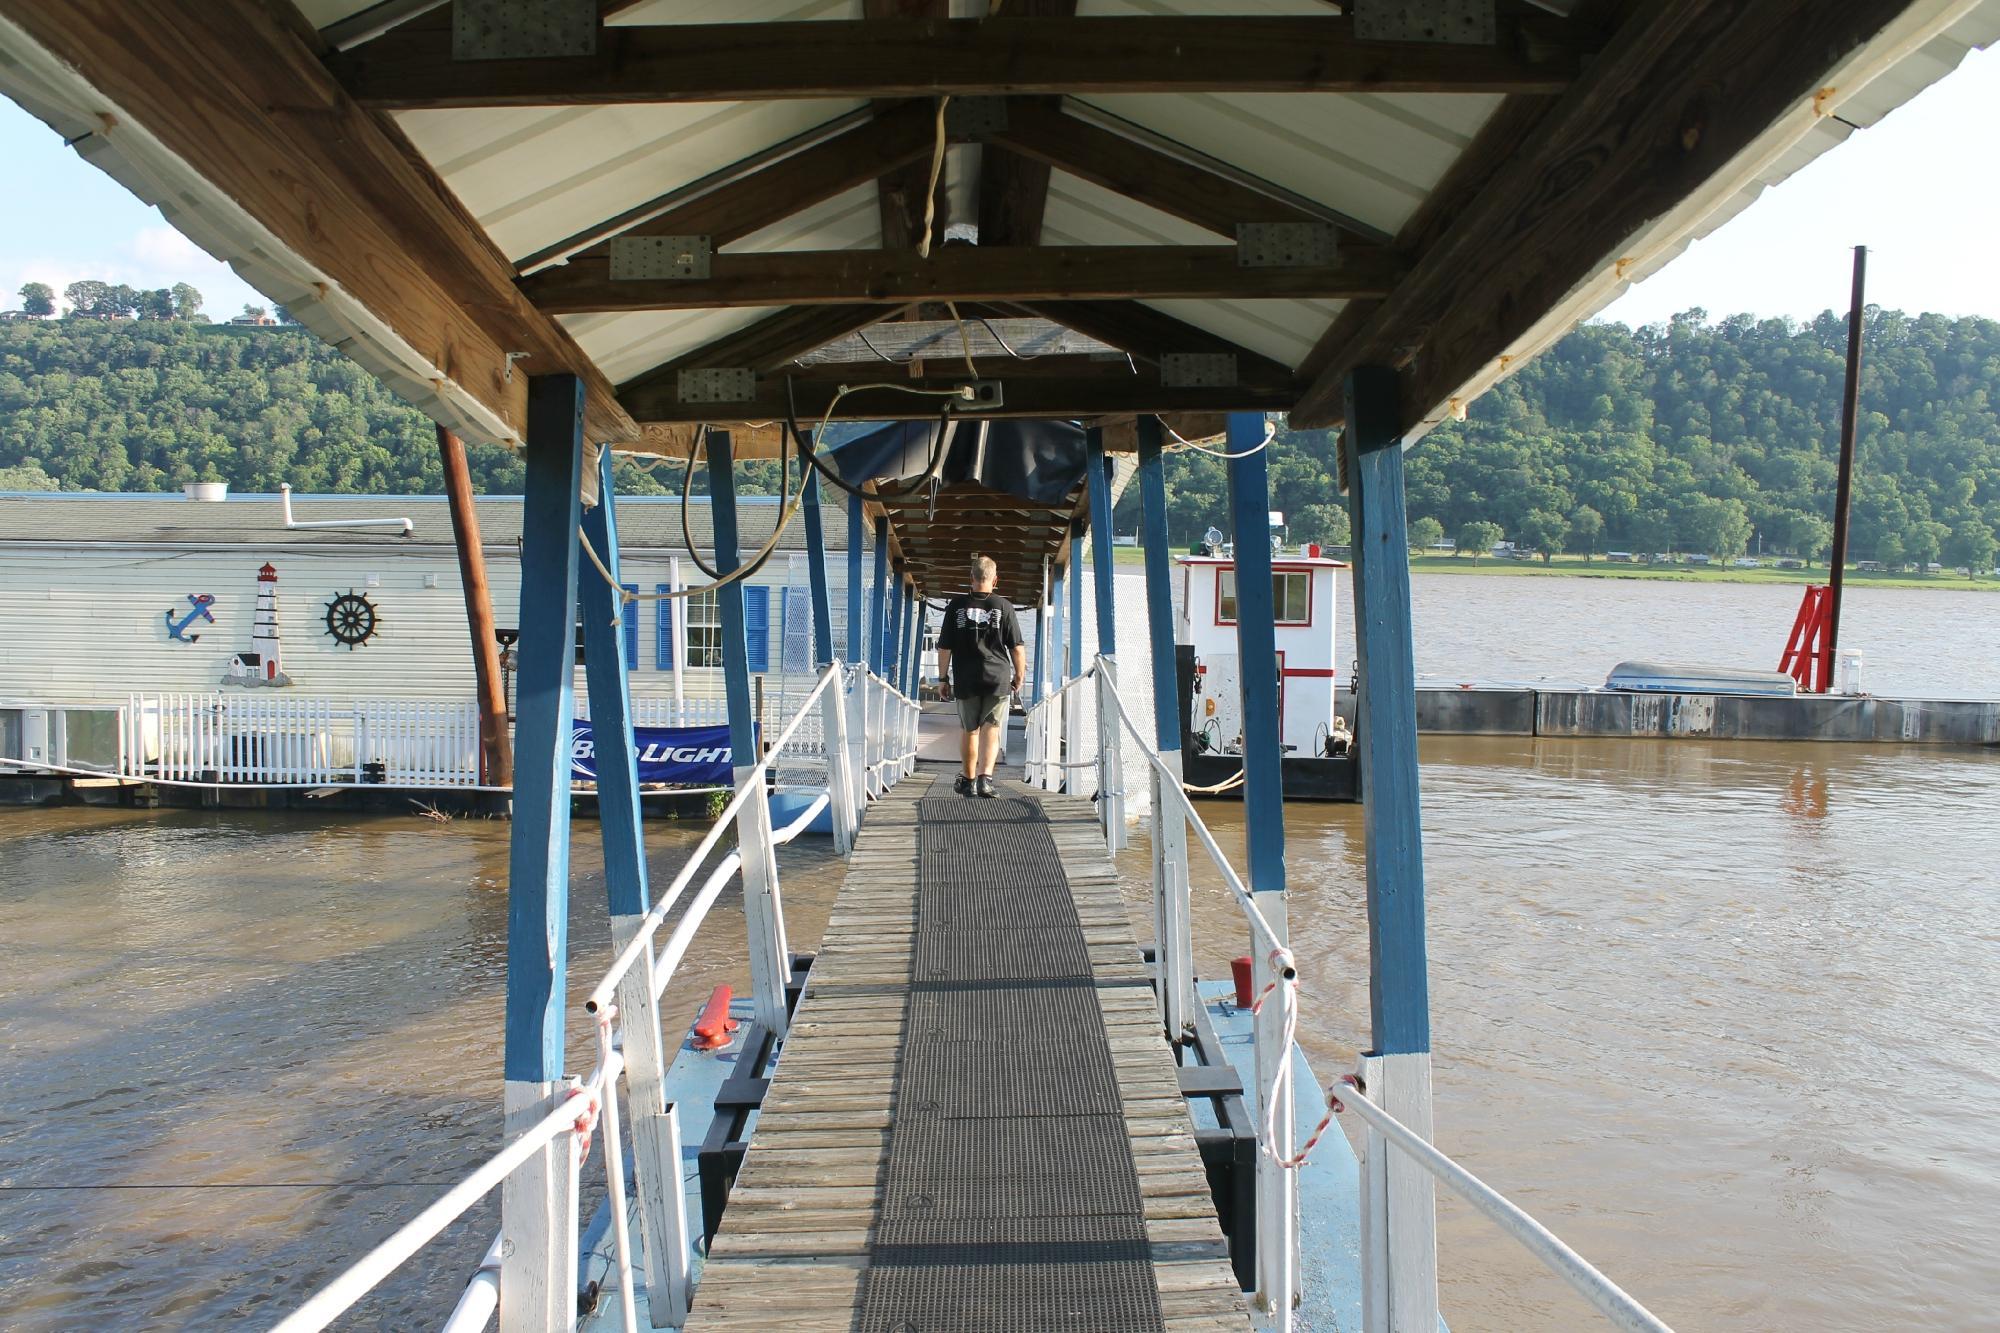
[117,689,825,790]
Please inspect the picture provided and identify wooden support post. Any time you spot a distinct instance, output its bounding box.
[1224,409,1295,1321]
[846,490,866,664]
[1138,416,1194,1040]
[870,516,890,676]
[803,465,836,668]
[888,573,908,698]
[439,425,512,787]
[502,375,586,1333]
[1086,428,1123,844]
[1342,367,1436,1333]
[1065,527,1087,794]
[578,448,687,1326]
[709,429,791,1037]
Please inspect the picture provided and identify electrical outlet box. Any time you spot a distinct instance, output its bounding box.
[960,379,1004,410]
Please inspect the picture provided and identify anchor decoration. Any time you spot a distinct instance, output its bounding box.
[222,562,293,687]
[323,590,380,649]
[164,593,216,643]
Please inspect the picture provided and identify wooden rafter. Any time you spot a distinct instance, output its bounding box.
[988,102,1329,240]
[1289,0,1924,432]
[328,17,1580,109]
[524,246,1403,313]
[1014,300,1297,383]
[975,0,1077,248]
[867,0,952,254]
[0,0,636,449]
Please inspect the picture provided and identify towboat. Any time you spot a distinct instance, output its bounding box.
[1173,549,1359,802]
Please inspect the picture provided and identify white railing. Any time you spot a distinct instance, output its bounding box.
[269,660,917,1333]
[126,693,482,786]
[1045,654,1674,1333]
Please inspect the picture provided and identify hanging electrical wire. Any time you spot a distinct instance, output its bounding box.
[1159,414,1276,459]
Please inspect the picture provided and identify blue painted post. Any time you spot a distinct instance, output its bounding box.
[1137,417,1194,1037]
[1068,529,1085,678]
[802,466,835,667]
[1086,428,1118,657]
[578,446,688,1318]
[1343,367,1438,1332]
[846,489,865,664]
[904,584,923,698]
[1085,429,1122,844]
[708,429,791,1035]
[501,375,586,1331]
[1225,413,1286,897]
[1224,410,1296,1318]
[870,516,890,676]
[888,571,907,695]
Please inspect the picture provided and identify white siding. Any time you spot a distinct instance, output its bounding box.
[0,545,856,708]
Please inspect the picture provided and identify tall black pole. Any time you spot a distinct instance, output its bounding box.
[1823,245,1866,690]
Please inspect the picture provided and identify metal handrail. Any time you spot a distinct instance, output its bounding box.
[272,658,885,1333]
[1333,1082,1672,1332]
[273,1013,635,1333]
[587,660,841,1015]
[1089,656,1673,1333]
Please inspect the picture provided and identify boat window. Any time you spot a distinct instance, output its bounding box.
[686,588,723,668]
[1217,570,1311,625]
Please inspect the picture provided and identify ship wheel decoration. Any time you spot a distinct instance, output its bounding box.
[323,590,380,648]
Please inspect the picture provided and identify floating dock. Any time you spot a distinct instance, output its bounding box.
[692,773,1246,1330]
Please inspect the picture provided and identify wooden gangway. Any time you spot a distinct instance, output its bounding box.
[690,771,1249,1330]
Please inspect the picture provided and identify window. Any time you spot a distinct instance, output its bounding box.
[685,588,722,668]
[1216,570,1311,625]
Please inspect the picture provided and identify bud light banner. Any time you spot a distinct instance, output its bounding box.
[571,721,736,785]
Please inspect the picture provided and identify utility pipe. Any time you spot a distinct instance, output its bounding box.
[279,483,412,534]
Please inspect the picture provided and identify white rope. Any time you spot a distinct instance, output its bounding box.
[1181,768,1246,795]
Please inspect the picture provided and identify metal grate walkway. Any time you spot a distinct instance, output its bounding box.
[689,773,1249,1331]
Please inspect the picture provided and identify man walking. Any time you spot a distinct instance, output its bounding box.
[935,555,1026,797]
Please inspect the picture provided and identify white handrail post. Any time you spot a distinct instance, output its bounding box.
[1096,656,1126,852]
[1152,756,1194,1041]
[608,929,689,1326]
[902,693,917,777]
[735,764,790,1036]
[1022,700,1039,785]
[822,666,856,854]
[1044,688,1064,792]
[1256,973,1300,1331]
[845,667,867,822]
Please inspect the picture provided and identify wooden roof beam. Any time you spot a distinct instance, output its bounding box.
[526,245,1404,313]
[1290,0,1933,434]
[623,362,1292,423]
[329,17,1580,109]
[0,0,636,450]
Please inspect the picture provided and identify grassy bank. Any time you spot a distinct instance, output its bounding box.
[1105,544,2000,591]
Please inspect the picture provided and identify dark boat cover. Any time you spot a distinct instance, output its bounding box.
[827,419,1088,506]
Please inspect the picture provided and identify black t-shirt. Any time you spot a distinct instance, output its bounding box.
[938,591,1023,694]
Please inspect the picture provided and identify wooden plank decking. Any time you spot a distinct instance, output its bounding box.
[688,772,1249,1330]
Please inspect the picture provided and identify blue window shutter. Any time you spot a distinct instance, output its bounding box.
[745,584,771,673]
[621,584,638,670]
[656,586,673,668]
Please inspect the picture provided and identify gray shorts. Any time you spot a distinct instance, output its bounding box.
[955,691,1009,730]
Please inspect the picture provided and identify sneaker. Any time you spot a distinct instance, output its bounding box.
[953,774,974,797]
[975,775,997,798]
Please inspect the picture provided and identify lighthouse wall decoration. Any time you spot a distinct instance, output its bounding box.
[222,562,293,687]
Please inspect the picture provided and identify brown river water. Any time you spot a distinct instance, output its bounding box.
[2,573,1997,1330]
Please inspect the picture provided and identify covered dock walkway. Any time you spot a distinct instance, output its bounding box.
[692,770,1245,1330]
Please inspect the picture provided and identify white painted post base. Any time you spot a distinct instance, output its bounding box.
[1150,750,1194,1040]
[1095,657,1126,852]
[1251,895,1296,1327]
[1357,1050,1438,1333]
[733,764,791,1036]
[500,1078,581,1333]
[608,914,690,1327]
[844,669,867,824]
[822,676,856,855]
[1044,691,1064,792]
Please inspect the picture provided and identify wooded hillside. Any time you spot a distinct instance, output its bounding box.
[3,309,1997,570]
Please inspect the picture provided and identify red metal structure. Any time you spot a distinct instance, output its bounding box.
[1779,585,1835,692]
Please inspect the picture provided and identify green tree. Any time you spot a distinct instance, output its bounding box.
[1681,496,1750,559]
[1568,504,1603,560]
[1904,519,1949,573]
[1516,509,1569,563]
[18,282,55,317]
[1292,502,1350,547]
[1457,520,1502,561]
[63,279,109,316]
[1945,520,1998,575]
[1407,515,1444,553]
[170,282,204,321]
[137,288,177,321]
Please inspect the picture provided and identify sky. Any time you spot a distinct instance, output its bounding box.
[1,42,1998,327]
